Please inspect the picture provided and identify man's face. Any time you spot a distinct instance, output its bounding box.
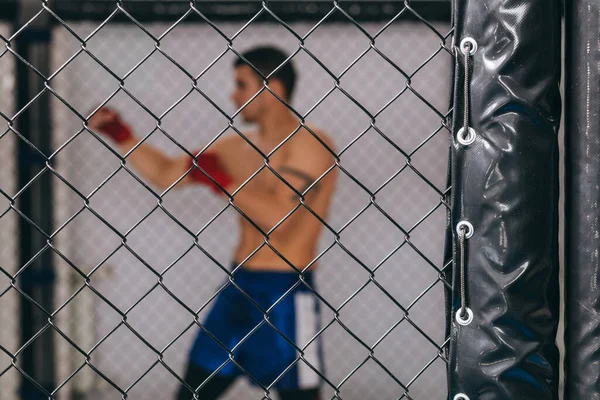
[231,65,265,123]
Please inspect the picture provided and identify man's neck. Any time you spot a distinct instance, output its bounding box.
[256,107,298,144]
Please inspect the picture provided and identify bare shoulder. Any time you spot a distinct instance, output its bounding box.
[293,125,336,159]
[212,131,255,154]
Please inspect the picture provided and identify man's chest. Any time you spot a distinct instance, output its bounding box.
[225,141,292,193]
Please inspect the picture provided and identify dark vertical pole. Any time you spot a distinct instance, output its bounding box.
[15,0,55,398]
[564,1,600,399]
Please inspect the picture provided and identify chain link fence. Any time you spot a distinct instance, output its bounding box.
[1,2,453,399]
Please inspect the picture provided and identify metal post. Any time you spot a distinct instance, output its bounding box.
[564,0,600,398]
[15,0,55,398]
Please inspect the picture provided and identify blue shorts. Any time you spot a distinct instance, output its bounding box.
[188,268,323,391]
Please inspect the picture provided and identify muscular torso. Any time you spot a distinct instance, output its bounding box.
[215,128,336,272]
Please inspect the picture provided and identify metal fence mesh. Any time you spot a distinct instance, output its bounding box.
[1,2,453,399]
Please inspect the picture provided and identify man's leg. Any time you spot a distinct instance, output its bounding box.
[277,388,321,400]
[176,361,235,400]
[179,276,250,400]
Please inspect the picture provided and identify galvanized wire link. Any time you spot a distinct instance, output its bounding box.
[0,1,455,399]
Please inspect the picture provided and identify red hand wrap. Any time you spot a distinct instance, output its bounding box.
[96,112,133,144]
[188,152,232,195]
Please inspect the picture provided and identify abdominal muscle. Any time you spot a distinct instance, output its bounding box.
[233,217,320,272]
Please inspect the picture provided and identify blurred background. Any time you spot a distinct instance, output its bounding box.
[0,1,453,399]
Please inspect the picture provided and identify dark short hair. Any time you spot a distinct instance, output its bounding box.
[234,46,297,100]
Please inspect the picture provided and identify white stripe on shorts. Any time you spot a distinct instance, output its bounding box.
[295,291,320,389]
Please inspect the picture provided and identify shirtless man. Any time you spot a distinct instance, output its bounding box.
[89,46,337,400]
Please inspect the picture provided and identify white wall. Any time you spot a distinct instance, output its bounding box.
[50,20,451,400]
[0,22,20,400]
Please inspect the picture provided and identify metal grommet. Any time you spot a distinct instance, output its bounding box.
[455,308,474,326]
[454,394,470,400]
[460,37,478,55]
[457,127,476,146]
[456,220,474,239]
